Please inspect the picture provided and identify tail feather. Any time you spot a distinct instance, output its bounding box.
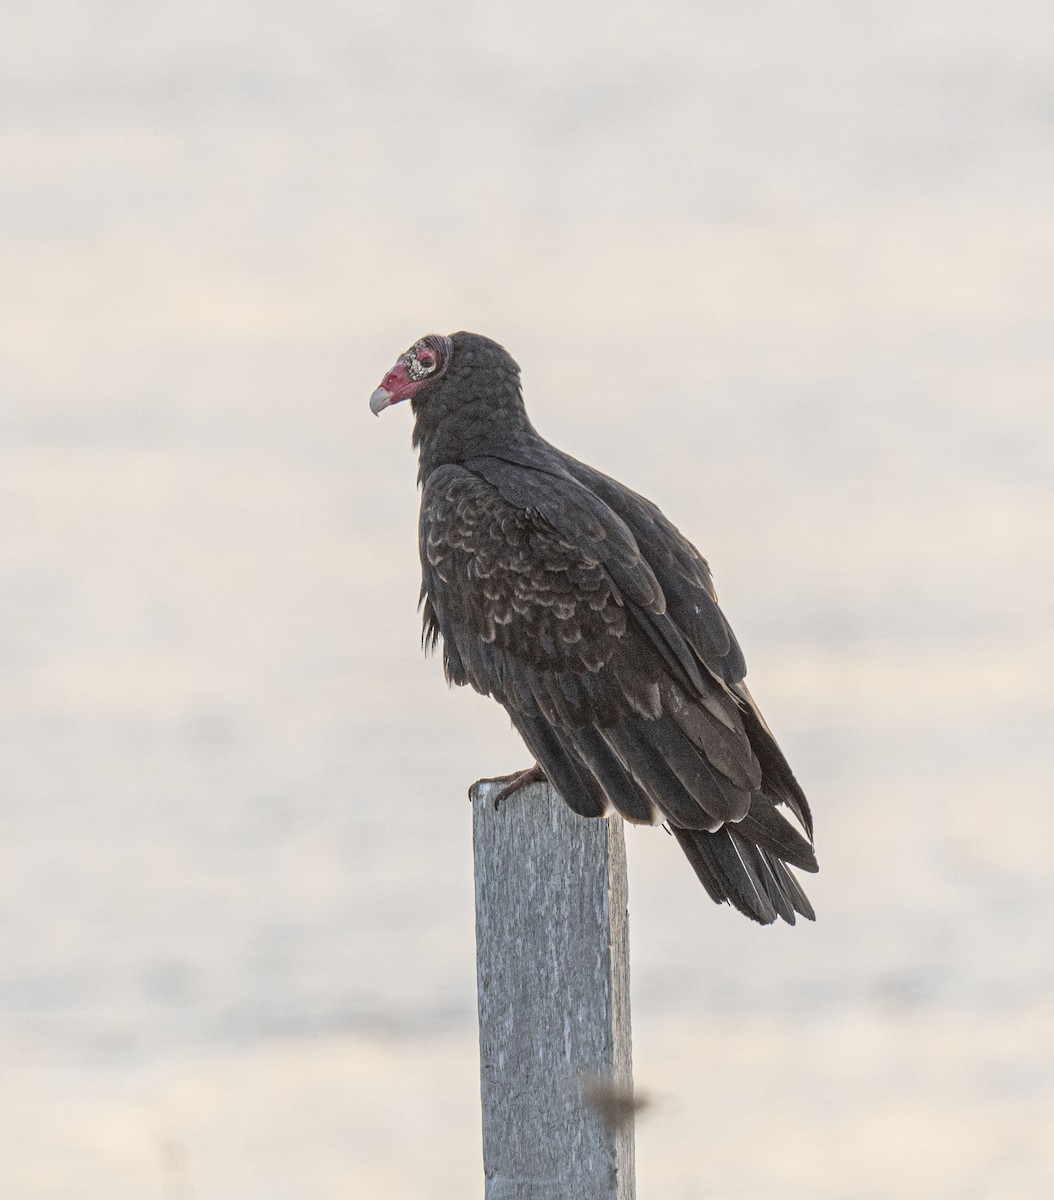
[671,807,816,926]
[734,797,818,873]
[752,845,798,925]
[766,853,816,922]
[671,823,775,923]
[668,822,737,906]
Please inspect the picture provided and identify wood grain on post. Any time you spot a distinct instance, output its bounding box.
[471,779,636,1200]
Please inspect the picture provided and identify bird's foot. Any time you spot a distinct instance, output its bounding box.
[471,763,547,809]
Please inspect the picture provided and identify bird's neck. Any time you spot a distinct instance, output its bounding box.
[412,381,538,484]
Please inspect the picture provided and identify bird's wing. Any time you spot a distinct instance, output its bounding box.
[420,461,765,830]
[558,455,748,683]
[558,454,813,838]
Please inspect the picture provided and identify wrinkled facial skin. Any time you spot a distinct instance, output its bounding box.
[370,336,449,414]
[403,339,439,379]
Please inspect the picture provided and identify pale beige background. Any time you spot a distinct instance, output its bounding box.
[2,2,1053,1197]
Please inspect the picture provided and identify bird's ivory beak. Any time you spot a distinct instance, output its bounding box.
[370,359,417,415]
[370,386,393,415]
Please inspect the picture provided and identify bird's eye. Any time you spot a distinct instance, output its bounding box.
[418,354,435,371]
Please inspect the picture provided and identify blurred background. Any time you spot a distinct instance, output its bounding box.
[3,1,1053,1196]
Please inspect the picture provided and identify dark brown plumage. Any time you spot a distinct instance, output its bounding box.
[371,331,817,925]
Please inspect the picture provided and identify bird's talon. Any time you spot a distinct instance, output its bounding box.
[475,764,547,810]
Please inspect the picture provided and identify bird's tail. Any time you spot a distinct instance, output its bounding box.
[670,796,817,925]
[511,704,818,925]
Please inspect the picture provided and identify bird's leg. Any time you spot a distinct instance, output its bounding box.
[472,763,547,809]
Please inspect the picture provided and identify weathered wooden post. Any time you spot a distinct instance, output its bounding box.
[471,778,636,1200]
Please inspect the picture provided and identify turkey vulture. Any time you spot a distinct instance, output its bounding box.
[370,331,817,925]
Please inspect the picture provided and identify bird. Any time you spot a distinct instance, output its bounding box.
[370,331,817,925]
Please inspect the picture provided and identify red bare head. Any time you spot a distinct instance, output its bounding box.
[370,335,453,415]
